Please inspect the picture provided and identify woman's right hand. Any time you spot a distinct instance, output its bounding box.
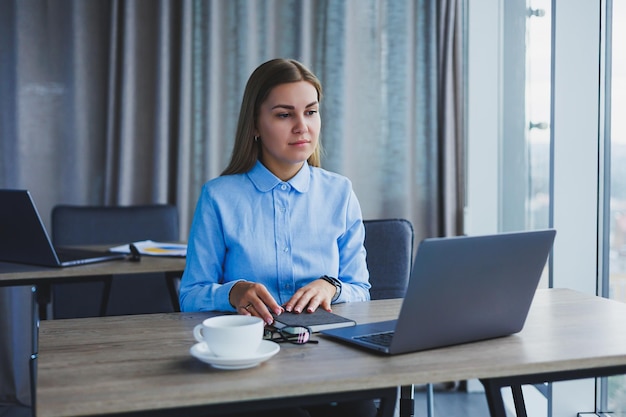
[229,281,284,325]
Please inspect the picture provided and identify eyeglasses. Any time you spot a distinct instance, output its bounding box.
[264,325,318,345]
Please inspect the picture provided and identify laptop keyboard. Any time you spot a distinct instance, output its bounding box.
[355,331,395,347]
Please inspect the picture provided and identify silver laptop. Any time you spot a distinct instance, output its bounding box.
[0,189,126,267]
[321,229,556,355]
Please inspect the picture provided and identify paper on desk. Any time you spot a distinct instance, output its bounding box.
[109,240,187,257]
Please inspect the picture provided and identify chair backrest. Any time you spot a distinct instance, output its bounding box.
[50,204,180,318]
[51,204,179,246]
[363,219,414,300]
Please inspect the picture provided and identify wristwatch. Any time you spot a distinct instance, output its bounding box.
[320,275,342,302]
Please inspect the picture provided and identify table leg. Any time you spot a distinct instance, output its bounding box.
[35,283,50,320]
[30,285,38,410]
[511,384,528,417]
[426,383,434,417]
[165,272,181,312]
[98,277,112,316]
[378,387,400,417]
[480,379,508,417]
[400,384,414,417]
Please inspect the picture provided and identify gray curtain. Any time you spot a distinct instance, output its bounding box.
[0,0,188,223]
[0,0,464,241]
[0,0,464,408]
[186,0,464,242]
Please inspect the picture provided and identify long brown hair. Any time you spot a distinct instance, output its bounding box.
[221,58,323,176]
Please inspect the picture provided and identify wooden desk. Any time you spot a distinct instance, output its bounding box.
[0,256,186,287]
[36,289,626,417]
[0,255,186,317]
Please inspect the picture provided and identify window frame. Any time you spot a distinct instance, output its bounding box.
[466,0,604,414]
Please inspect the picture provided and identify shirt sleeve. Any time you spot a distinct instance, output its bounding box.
[179,184,241,312]
[334,188,371,303]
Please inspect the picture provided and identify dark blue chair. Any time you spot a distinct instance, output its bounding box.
[50,204,180,318]
[363,219,414,300]
[363,219,434,417]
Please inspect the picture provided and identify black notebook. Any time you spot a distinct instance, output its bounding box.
[272,309,356,333]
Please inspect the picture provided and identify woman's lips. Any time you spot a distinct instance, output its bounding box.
[290,140,310,146]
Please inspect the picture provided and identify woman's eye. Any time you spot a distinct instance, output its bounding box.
[276,113,290,119]
[306,110,318,116]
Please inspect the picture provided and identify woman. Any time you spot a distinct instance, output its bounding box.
[179,58,377,417]
[180,58,371,323]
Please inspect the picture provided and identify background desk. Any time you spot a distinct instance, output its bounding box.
[0,255,186,317]
[0,255,186,287]
[0,254,186,414]
[37,289,626,417]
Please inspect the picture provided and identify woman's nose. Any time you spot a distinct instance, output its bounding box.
[292,116,308,133]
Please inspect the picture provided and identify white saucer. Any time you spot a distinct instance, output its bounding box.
[190,340,280,370]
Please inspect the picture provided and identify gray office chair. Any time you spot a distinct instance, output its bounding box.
[0,286,37,417]
[50,204,180,318]
[363,219,414,300]
[363,219,434,417]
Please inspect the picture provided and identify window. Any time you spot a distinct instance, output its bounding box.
[467,0,622,414]
[525,0,551,236]
[605,0,626,412]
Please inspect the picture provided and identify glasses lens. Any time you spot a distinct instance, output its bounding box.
[264,326,312,344]
[280,326,310,344]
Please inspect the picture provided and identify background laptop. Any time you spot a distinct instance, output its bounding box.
[0,189,126,267]
[321,229,556,355]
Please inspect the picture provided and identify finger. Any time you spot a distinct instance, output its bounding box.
[256,290,284,317]
[247,301,275,325]
[283,299,295,313]
[252,286,284,321]
[283,286,306,312]
[293,291,316,314]
[236,301,272,325]
[237,302,254,316]
[286,289,309,314]
[283,298,296,313]
[304,295,324,313]
[319,297,333,312]
[231,282,282,322]
[246,285,281,324]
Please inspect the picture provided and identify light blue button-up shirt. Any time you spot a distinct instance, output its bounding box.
[179,160,371,312]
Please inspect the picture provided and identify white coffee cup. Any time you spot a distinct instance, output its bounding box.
[193,315,264,358]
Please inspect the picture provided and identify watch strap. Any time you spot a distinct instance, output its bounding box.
[320,275,342,302]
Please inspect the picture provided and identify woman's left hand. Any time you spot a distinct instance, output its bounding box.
[283,278,336,314]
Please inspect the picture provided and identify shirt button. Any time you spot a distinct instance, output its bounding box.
[281,184,287,191]
[283,247,289,252]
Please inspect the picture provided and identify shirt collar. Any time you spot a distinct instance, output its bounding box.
[248,160,311,193]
